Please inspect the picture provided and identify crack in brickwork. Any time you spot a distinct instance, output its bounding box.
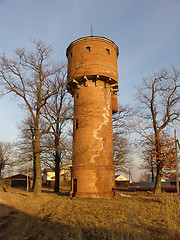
[90,86,111,163]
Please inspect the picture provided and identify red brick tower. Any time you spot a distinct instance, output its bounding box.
[66,36,119,197]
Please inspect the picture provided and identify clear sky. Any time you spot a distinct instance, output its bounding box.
[0,0,180,142]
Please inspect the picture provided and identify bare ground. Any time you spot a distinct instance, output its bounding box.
[0,187,180,240]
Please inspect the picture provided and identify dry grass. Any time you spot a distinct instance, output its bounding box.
[0,187,180,240]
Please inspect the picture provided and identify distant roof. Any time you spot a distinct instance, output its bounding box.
[161,179,166,182]
[115,174,129,181]
[43,168,54,173]
[5,174,32,179]
[149,178,166,182]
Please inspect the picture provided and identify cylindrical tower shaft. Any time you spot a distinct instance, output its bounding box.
[66,36,119,197]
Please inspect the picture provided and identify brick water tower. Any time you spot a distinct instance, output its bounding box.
[66,36,119,197]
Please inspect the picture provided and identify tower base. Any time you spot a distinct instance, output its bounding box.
[71,165,115,198]
[75,191,115,198]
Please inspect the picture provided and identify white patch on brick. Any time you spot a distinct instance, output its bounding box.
[90,86,111,163]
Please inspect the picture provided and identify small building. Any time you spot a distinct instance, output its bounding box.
[43,168,55,187]
[6,174,30,188]
[43,168,55,181]
[43,162,72,188]
[170,175,180,186]
[115,174,130,188]
[60,162,71,182]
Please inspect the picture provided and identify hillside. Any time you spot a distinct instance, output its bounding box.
[0,187,180,240]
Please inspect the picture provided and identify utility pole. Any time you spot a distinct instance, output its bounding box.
[174,129,179,195]
[129,170,133,183]
[27,158,29,192]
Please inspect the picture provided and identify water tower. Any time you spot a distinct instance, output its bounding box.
[66,36,119,197]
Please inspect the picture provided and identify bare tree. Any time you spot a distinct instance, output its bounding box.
[0,142,7,178]
[41,69,73,192]
[0,40,66,194]
[0,142,16,178]
[17,70,73,192]
[17,116,37,187]
[140,142,156,182]
[113,104,132,134]
[140,132,177,183]
[113,104,132,173]
[113,135,131,173]
[135,67,180,193]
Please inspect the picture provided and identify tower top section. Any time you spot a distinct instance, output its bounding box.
[66,36,119,88]
[66,36,119,57]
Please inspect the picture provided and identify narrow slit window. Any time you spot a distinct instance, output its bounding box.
[86,46,91,52]
[71,52,73,58]
[106,48,110,54]
[76,119,79,129]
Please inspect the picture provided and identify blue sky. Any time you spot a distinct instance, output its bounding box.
[0,0,180,142]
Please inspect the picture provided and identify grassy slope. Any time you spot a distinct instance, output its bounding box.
[0,188,180,240]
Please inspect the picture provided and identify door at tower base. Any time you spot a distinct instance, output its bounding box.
[71,166,115,198]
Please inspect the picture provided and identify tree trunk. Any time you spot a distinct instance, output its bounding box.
[154,133,162,194]
[32,140,36,189]
[54,152,60,193]
[0,165,2,178]
[54,126,60,193]
[151,169,154,182]
[154,165,162,194]
[32,158,36,189]
[33,133,42,195]
[153,131,162,194]
[150,157,154,182]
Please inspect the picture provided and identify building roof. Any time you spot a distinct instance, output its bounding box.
[149,178,166,182]
[43,168,54,173]
[5,174,32,180]
[115,174,129,181]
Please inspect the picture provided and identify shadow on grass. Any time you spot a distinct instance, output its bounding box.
[11,186,71,197]
[38,188,70,196]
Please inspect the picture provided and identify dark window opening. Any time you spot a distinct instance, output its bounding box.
[72,178,77,197]
[76,119,78,129]
[106,48,110,54]
[76,93,79,99]
[71,52,73,57]
[86,46,91,52]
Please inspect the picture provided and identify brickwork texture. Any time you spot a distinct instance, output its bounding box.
[66,36,119,197]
